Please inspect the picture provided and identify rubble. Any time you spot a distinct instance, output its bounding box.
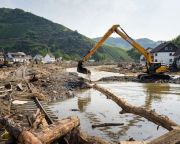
[0,62,179,143]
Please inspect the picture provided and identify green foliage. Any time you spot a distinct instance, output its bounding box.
[53,49,63,58]
[0,8,130,61]
[172,35,180,48]
[127,48,141,61]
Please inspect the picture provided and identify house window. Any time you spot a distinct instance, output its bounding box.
[165,47,168,51]
[169,53,172,56]
[169,59,172,62]
[155,59,158,62]
[155,53,157,56]
[169,47,172,50]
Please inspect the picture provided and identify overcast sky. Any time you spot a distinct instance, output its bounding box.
[0,0,179,41]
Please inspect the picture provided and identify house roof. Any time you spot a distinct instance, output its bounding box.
[33,54,43,60]
[45,53,55,58]
[8,52,26,56]
[151,42,178,53]
[174,48,180,56]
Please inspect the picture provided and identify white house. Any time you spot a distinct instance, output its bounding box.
[0,52,4,64]
[33,54,43,62]
[140,48,152,65]
[151,42,179,66]
[6,52,27,63]
[42,54,55,64]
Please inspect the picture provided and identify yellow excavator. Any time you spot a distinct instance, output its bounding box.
[77,25,170,80]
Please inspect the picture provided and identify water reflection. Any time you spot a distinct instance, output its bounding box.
[50,82,180,142]
[144,83,170,109]
[78,90,91,112]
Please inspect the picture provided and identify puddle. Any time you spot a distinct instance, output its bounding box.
[49,82,180,142]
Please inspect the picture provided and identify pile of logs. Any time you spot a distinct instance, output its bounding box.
[0,116,80,144]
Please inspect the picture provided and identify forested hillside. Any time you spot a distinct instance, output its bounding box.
[0,8,130,61]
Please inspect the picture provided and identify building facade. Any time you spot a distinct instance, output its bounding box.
[6,52,27,63]
[150,42,178,66]
[140,48,152,65]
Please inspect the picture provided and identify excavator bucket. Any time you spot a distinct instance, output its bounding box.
[77,61,91,74]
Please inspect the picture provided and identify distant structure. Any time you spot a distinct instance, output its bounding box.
[42,53,55,64]
[33,54,43,63]
[6,52,27,63]
[0,52,4,64]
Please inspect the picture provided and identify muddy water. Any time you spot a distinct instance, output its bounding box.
[50,82,180,142]
[66,66,124,81]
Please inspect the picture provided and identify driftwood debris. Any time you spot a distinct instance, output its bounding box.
[0,116,80,144]
[92,123,124,128]
[33,116,80,143]
[93,84,178,131]
[148,127,180,144]
[119,141,146,144]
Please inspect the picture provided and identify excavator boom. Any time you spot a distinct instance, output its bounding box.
[77,25,169,77]
[77,25,119,74]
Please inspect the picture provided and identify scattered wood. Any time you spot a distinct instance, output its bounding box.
[92,122,124,128]
[31,109,43,129]
[93,84,178,131]
[0,116,80,144]
[33,116,80,143]
[18,131,42,144]
[148,128,180,144]
[0,116,42,144]
[119,141,146,144]
[16,83,23,91]
[29,74,39,82]
[4,83,12,90]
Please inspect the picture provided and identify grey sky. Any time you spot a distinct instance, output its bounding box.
[0,0,179,41]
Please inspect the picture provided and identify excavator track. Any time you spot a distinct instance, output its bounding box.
[138,73,171,81]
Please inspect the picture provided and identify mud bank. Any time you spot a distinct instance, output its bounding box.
[97,75,180,84]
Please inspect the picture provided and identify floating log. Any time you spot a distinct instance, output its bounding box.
[93,84,178,131]
[92,123,124,128]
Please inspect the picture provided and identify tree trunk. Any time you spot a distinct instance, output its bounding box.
[33,116,80,144]
[93,84,178,131]
[0,116,80,144]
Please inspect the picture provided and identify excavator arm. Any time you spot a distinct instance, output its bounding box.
[77,25,168,75]
[77,25,119,74]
